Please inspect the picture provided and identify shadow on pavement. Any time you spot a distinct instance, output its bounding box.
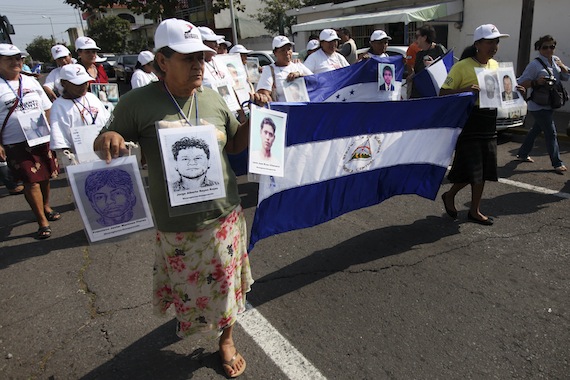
[79,319,227,380]
[249,215,460,308]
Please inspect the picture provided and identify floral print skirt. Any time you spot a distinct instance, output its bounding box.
[5,142,59,184]
[153,205,254,339]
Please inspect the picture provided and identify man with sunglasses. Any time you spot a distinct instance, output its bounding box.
[516,35,569,174]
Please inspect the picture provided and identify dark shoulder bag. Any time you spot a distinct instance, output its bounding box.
[531,58,569,109]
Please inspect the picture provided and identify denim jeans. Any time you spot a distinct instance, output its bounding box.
[517,109,563,168]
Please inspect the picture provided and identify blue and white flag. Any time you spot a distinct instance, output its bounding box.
[412,49,455,97]
[305,56,405,102]
[248,93,475,250]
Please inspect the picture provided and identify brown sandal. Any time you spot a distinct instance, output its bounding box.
[221,351,246,378]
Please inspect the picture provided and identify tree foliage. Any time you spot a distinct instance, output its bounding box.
[255,0,322,36]
[88,16,132,53]
[25,37,54,63]
[65,0,245,21]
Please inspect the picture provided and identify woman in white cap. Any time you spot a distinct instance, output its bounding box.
[0,43,59,239]
[439,24,512,226]
[198,26,226,88]
[130,50,158,89]
[305,39,320,59]
[49,64,110,157]
[304,28,349,74]
[255,35,312,102]
[94,19,252,378]
[75,37,108,84]
[43,44,73,101]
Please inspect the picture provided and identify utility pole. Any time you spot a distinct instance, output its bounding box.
[516,0,534,76]
[42,15,55,43]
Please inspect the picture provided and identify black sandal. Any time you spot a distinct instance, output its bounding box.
[37,226,52,239]
[45,210,62,221]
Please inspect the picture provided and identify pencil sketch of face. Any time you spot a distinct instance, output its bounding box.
[484,74,496,98]
[172,137,210,181]
[85,169,137,227]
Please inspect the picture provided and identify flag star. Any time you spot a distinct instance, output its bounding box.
[336,94,340,99]
[350,90,355,95]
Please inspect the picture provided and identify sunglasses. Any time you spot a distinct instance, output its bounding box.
[540,45,556,50]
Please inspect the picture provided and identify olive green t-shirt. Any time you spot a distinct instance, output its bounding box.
[103,81,241,232]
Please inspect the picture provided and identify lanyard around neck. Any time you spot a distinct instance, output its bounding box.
[163,82,198,125]
[72,96,97,124]
[3,75,23,104]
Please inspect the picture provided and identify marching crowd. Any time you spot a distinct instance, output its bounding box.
[1,18,568,378]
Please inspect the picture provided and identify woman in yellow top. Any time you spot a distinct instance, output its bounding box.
[439,24,512,226]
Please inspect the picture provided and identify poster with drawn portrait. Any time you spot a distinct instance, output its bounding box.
[17,110,50,147]
[475,68,501,108]
[283,78,310,102]
[157,124,226,207]
[66,155,154,243]
[497,67,525,108]
[248,105,286,177]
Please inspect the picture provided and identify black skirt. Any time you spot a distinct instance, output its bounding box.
[447,107,498,184]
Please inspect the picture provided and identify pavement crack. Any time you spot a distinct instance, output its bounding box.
[77,247,99,318]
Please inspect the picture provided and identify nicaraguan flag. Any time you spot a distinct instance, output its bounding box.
[249,93,475,250]
[305,55,405,102]
[412,49,455,97]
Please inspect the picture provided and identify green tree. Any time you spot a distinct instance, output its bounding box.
[65,0,245,21]
[88,16,131,53]
[255,0,303,36]
[25,37,54,63]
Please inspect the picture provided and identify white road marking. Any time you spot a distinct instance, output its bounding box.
[499,178,570,199]
[239,302,327,380]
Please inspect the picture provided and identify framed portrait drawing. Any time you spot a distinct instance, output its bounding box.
[66,155,154,243]
[157,125,226,207]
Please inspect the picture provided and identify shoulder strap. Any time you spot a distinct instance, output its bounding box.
[535,57,553,77]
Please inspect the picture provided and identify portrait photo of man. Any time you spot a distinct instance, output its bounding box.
[170,136,220,192]
[84,168,137,227]
[484,74,498,100]
[379,64,395,91]
[501,75,520,101]
[251,117,278,164]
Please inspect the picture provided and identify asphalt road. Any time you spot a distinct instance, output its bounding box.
[1,114,569,378]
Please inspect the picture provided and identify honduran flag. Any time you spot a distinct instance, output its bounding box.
[412,49,455,97]
[305,55,405,102]
[248,93,475,250]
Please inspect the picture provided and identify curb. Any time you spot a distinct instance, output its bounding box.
[509,127,570,143]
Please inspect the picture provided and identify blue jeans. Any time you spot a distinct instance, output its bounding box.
[517,109,563,168]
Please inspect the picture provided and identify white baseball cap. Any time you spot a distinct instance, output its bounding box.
[198,26,224,42]
[75,37,101,51]
[229,44,252,54]
[272,36,294,50]
[138,50,155,65]
[51,45,71,60]
[60,64,93,85]
[218,39,231,47]
[306,39,320,51]
[370,30,392,42]
[473,24,509,42]
[154,19,215,54]
[0,44,23,57]
[95,55,107,63]
[319,29,340,42]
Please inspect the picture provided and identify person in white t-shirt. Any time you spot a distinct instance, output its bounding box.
[303,29,349,74]
[198,26,226,88]
[43,45,73,101]
[49,64,110,153]
[255,36,312,102]
[131,50,158,89]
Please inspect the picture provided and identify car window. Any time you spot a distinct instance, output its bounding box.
[124,56,138,65]
[248,53,273,67]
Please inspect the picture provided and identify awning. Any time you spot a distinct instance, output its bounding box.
[291,0,463,33]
